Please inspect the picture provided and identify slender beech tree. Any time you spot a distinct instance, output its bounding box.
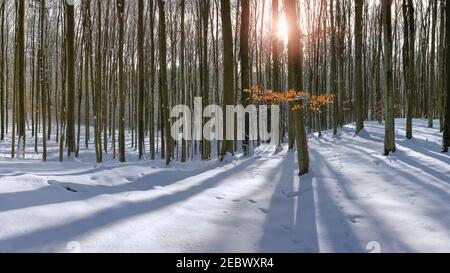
[443,0,450,152]
[83,0,91,149]
[149,0,156,160]
[354,0,364,134]
[271,0,282,146]
[180,0,187,162]
[65,0,76,157]
[285,0,309,175]
[94,0,103,163]
[0,0,4,141]
[405,0,415,139]
[158,0,172,165]
[241,0,250,155]
[40,0,47,161]
[117,0,126,163]
[16,0,26,157]
[428,0,437,128]
[330,0,339,135]
[383,0,396,155]
[201,0,211,160]
[138,0,145,159]
[220,0,235,159]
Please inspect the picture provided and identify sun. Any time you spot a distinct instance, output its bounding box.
[276,14,289,44]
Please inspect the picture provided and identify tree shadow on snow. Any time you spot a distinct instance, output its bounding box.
[258,151,320,252]
[0,159,235,213]
[0,157,266,252]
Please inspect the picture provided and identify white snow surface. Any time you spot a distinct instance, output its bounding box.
[0,119,449,253]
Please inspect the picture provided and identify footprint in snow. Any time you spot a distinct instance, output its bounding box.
[282,225,291,231]
[348,215,364,224]
[258,208,269,214]
[281,189,311,198]
[231,199,241,203]
[248,199,257,204]
[47,180,78,193]
[215,196,225,200]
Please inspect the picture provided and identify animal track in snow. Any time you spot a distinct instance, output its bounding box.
[281,189,311,198]
[348,215,364,224]
[47,180,78,193]
[282,225,291,231]
[258,208,269,214]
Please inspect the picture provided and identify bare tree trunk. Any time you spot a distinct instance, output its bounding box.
[117,0,126,162]
[442,0,450,152]
[383,0,396,155]
[16,0,26,157]
[149,0,156,160]
[201,0,211,160]
[271,0,281,146]
[405,0,415,139]
[138,0,145,159]
[285,0,309,175]
[330,0,339,135]
[180,0,187,162]
[428,0,437,128]
[220,0,235,159]
[40,0,47,161]
[65,1,76,157]
[158,0,172,165]
[355,0,364,134]
[241,0,250,155]
[0,0,5,141]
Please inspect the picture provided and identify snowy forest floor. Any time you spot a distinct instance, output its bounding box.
[0,119,449,253]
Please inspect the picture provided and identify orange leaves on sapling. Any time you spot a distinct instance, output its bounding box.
[244,86,334,113]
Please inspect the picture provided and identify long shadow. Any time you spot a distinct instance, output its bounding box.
[321,129,450,186]
[0,160,157,179]
[308,149,367,253]
[310,149,417,252]
[201,157,287,252]
[347,143,450,193]
[0,156,268,252]
[343,144,450,228]
[393,150,450,184]
[0,159,243,213]
[397,139,450,166]
[359,126,448,158]
[292,172,320,252]
[258,151,320,252]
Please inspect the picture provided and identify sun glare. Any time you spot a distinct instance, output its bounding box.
[277,14,289,44]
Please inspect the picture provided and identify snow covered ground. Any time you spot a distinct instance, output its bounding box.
[0,119,449,253]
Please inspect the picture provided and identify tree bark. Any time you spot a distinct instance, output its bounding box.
[442,0,450,152]
[383,0,396,155]
[66,1,76,156]
[285,0,309,175]
[138,0,145,159]
[117,0,126,162]
[158,0,172,165]
[241,0,250,155]
[354,0,364,134]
